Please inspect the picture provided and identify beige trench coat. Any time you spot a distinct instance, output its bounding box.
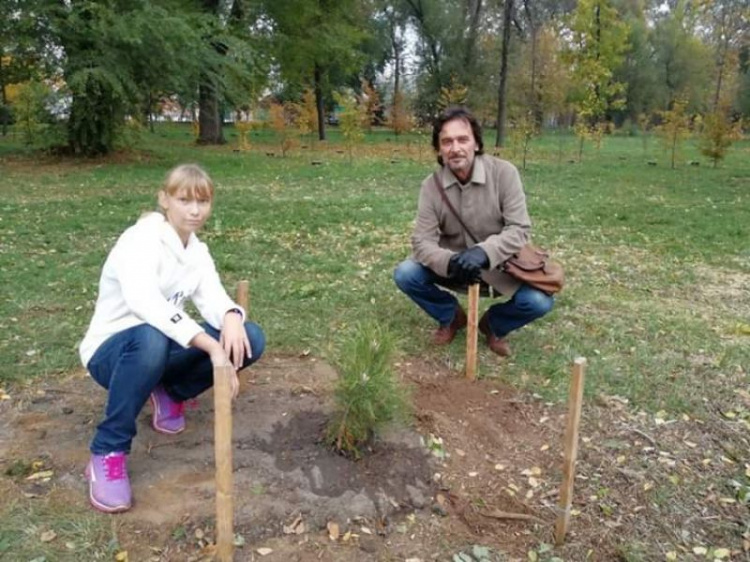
[410,154,530,297]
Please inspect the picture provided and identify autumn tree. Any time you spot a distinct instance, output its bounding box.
[268,101,296,157]
[566,0,630,159]
[656,98,691,169]
[334,91,365,163]
[360,79,381,130]
[262,0,368,141]
[650,1,713,112]
[699,111,742,168]
[437,77,469,110]
[389,89,413,136]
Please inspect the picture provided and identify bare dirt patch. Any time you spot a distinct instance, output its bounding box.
[1,354,748,561]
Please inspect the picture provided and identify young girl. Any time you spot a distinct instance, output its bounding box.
[79,164,265,513]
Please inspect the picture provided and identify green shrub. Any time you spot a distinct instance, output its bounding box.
[326,322,411,458]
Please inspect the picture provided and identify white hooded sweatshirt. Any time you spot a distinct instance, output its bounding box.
[79,213,243,366]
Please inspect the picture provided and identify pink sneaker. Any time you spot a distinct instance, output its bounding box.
[150,384,185,434]
[85,452,131,513]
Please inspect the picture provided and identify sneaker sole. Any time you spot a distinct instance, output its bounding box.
[149,394,185,435]
[85,464,131,514]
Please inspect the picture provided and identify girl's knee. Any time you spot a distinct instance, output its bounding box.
[245,322,266,362]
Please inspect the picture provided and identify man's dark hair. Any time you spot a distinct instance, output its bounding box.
[432,106,484,165]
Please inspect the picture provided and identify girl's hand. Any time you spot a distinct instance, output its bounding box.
[190,332,240,400]
[220,312,252,371]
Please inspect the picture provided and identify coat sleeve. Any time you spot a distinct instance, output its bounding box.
[411,177,454,277]
[112,227,205,348]
[191,247,245,330]
[477,164,530,269]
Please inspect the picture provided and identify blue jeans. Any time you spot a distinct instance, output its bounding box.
[393,258,553,338]
[87,322,265,455]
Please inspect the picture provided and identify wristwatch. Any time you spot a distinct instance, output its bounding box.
[226,308,243,316]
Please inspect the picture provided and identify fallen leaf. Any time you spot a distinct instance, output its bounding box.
[693,546,708,555]
[494,464,506,471]
[342,531,351,542]
[666,552,677,561]
[713,548,730,559]
[282,515,305,535]
[327,521,340,541]
[256,547,273,556]
[360,526,372,535]
[194,528,204,540]
[233,534,246,547]
[115,551,128,562]
[40,530,57,542]
[26,470,54,481]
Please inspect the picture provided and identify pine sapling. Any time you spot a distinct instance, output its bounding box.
[326,323,410,458]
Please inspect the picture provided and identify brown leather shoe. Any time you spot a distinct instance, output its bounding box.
[433,306,467,345]
[478,312,511,357]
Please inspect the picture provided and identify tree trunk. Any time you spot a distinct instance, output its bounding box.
[0,55,7,137]
[463,0,484,79]
[523,0,542,127]
[198,78,225,145]
[495,0,514,147]
[314,63,326,141]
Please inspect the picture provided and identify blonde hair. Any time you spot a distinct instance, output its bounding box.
[162,164,214,201]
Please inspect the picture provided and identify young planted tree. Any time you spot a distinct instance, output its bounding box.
[296,87,319,143]
[334,92,365,163]
[326,322,410,459]
[637,112,651,156]
[360,79,381,131]
[389,89,413,136]
[699,111,742,168]
[656,99,691,169]
[508,109,538,170]
[437,77,469,110]
[268,102,296,157]
[13,80,56,148]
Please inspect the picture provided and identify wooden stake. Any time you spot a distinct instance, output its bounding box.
[465,283,480,381]
[212,280,246,561]
[213,364,234,561]
[554,357,587,546]
[236,279,249,313]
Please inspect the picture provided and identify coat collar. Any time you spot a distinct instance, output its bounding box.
[439,154,487,189]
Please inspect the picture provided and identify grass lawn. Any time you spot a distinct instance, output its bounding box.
[0,124,748,560]
[1,125,747,411]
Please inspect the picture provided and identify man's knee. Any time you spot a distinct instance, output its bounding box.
[517,287,555,318]
[393,259,425,291]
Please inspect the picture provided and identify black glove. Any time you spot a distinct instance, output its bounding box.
[448,246,489,284]
[448,254,473,284]
[457,246,489,271]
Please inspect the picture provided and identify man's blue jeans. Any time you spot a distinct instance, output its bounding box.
[87,322,265,455]
[393,258,553,337]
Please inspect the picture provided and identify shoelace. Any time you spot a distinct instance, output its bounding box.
[102,454,126,481]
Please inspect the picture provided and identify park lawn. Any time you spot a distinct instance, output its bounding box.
[1,126,747,412]
[0,126,748,560]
